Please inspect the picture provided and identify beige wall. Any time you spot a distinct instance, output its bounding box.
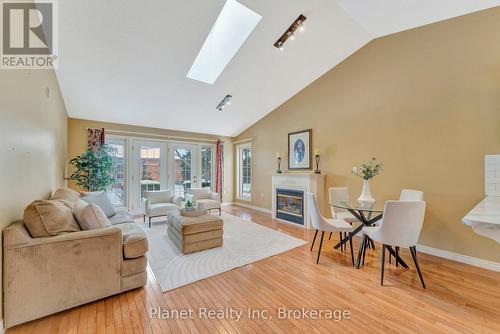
[68,118,234,203]
[0,70,68,318]
[235,8,500,262]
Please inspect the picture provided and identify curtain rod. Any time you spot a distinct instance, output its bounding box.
[233,138,253,144]
[87,128,219,143]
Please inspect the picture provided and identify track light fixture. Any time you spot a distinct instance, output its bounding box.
[274,14,306,50]
[217,95,232,112]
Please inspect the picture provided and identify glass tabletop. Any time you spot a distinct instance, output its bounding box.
[329,200,384,213]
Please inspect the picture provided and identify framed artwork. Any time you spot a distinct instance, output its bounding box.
[288,129,312,170]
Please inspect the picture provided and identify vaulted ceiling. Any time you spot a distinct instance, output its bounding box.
[56,0,500,136]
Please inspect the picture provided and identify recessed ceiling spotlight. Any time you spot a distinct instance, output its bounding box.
[273,14,307,50]
[217,95,232,112]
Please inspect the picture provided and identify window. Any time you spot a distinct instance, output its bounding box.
[140,144,162,199]
[201,146,213,189]
[173,147,193,197]
[237,143,252,200]
[107,138,127,206]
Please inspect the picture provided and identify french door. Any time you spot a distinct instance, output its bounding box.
[107,136,215,214]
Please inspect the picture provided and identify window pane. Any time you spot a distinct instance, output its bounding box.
[201,147,213,189]
[174,148,192,197]
[140,145,161,200]
[107,139,126,206]
[239,146,252,198]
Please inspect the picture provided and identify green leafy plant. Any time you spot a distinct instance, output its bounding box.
[352,158,383,181]
[67,145,115,191]
[185,200,194,208]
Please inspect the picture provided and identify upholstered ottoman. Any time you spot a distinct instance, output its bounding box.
[168,212,223,254]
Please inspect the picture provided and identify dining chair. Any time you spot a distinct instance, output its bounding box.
[400,189,424,201]
[307,193,355,265]
[328,187,361,250]
[389,189,424,265]
[360,200,427,288]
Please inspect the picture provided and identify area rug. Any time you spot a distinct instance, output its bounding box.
[140,213,307,292]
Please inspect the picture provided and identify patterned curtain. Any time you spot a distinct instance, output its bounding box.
[215,140,224,202]
[88,128,105,151]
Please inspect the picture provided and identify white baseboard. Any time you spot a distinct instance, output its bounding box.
[417,244,500,272]
[232,202,273,214]
[225,203,500,273]
[221,202,234,207]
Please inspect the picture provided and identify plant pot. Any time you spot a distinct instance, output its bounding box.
[357,180,375,204]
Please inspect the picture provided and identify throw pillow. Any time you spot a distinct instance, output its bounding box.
[24,200,81,237]
[50,188,81,203]
[82,192,117,218]
[74,199,111,230]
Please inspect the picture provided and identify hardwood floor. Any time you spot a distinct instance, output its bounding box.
[7,206,500,334]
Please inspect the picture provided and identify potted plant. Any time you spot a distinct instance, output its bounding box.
[352,158,383,204]
[67,145,115,191]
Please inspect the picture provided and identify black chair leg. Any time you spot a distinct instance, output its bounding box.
[329,232,332,240]
[410,246,426,289]
[149,217,152,228]
[395,246,399,267]
[143,215,146,223]
[349,233,355,266]
[219,208,222,216]
[339,233,343,252]
[316,231,325,264]
[310,230,318,251]
[370,239,376,250]
[381,244,386,286]
[362,237,368,266]
[356,235,367,269]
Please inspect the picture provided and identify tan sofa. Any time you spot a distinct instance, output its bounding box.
[3,189,148,328]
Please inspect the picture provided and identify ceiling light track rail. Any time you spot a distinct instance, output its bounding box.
[274,14,306,50]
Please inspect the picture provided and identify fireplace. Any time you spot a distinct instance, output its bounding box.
[276,189,304,225]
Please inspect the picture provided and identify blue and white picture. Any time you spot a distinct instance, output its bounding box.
[288,129,311,170]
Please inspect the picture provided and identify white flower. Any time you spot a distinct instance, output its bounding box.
[352,166,358,174]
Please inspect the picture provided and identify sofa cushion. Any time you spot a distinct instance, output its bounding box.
[187,188,210,199]
[23,200,80,237]
[108,208,134,225]
[73,199,111,230]
[80,190,105,197]
[148,203,178,217]
[117,223,148,259]
[82,192,116,218]
[50,188,81,203]
[197,199,221,211]
[122,256,147,276]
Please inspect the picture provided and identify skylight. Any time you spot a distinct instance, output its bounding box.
[187,0,262,85]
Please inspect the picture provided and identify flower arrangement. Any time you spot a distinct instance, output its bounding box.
[352,158,383,181]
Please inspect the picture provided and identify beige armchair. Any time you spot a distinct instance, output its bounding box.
[3,221,148,328]
[144,190,181,227]
[187,188,222,215]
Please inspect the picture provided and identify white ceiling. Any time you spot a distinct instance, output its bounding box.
[56,0,500,137]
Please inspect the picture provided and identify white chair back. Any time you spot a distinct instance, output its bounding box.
[329,187,350,218]
[375,200,426,247]
[144,190,172,204]
[306,192,327,231]
[400,189,424,201]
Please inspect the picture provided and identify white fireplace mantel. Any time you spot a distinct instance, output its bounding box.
[272,173,325,229]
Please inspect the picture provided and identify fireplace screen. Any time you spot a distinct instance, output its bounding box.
[276,189,304,225]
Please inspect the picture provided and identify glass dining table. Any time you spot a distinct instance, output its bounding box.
[329,201,408,269]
